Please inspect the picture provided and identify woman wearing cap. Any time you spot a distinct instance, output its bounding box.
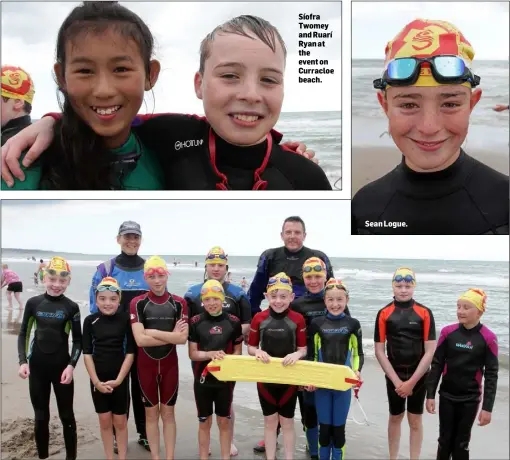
[17,256,82,460]
[83,277,135,460]
[426,289,498,460]
[352,18,509,235]
[188,280,243,460]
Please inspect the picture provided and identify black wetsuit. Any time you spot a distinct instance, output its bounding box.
[189,311,243,420]
[136,114,332,190]
[248,246,335,314]
[82,311,135,415]
[18,293,82,460]
[426,323,498,460]
[1,115,31,146]
[351,150,509,235]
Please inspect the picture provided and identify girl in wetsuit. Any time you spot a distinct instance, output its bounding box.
[248,272,307,460]
[426,289,498,460]
[83,277,135,460]
[306,278,364,460]
[188,280,243,460]
[17,256,82,460]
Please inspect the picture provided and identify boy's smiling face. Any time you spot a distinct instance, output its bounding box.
[194,30,285,146]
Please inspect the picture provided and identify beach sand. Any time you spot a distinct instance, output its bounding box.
[1,328,508,459]
[352,147,510,196]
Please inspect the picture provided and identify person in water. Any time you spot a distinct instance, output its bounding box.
[351,19,509,235]
[1,8,324,190]
[1,264,24,308]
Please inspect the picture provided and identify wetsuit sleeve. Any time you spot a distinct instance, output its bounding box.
[89,269,104,314]
[130,297,142,324]
[125,317,136,354]
[238,291,252,324]
[68,303,82,367]
[324,254,334,279]
[184,291,198,321]
[374,308,386,343]
[426,326,448,399]
[296,314,307,348]
[233,319,243,345]
[180,297,189,322]
[248,313,262,347]
[248,252,270,314]
[350,319,364,372]
[423,307,436,341]
[17,298,36,365]
[482,330,499,412]
[82,316,93,355]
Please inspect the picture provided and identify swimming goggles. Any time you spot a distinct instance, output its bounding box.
[96,284,120,293]
[46,269,70,277]
[206,254,227,260]
[267,276,292,286]
[303,265,326,274]
[393,274,415,283]
[201,285,224,295]
[325,278,347,291]
[373,55,480,90]
[144,267,167,277]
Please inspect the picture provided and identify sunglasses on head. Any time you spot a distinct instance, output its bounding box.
[373,55,480,90]
[268,277,291,286]
[206,254,227,260]
[97,284,120,293]
[145,267,167,277]
[201,285,223,295]
[303,265,325,273]
[46,269,70,277]
[393,274,415,283]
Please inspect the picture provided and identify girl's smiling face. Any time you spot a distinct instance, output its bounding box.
[55,29,160,148]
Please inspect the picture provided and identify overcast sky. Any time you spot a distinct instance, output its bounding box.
[1,200,508,261]
[1,1,341,118]
[352,2,509,60]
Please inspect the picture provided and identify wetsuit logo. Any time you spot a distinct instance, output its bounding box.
[324,327,350,334]
[174,139,204,150]
[209,326,223,335]
[36,310,65,319]
[130,314,136,320]
[125,279,140,288]
[456,341,473,350]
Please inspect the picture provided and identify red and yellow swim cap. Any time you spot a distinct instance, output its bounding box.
[459,288,487,312]
[45,256,71,276]
[1,65,35,104]
[302,257,327,278]
[205,246,228,265]
[201,279,225,302]
[384,19,474,88]
[267,272,293,294]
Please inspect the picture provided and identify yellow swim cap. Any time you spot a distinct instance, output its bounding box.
[144,256,168,274]
[324,278,349,295]
[201,279,225,302]
[459,288,487,312]
[384,19,474,88]
[96,277,121,299]
[46,256,71,276]
[267,272,293,294]
[302,257,327,278]
[205,246,228,265]
[392,267,416,285]
[1,65,35,104]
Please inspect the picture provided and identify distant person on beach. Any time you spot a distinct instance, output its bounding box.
[37,259,46,284]
[306,278,363,460]
[89,220,150,453]
[240,276,248,292]
[17,256,82,460]
[426,288,498,460]
[130,256,188,460]
[1,65,34,146]
[351,19,509,235]
[248,273,307,460]
[1,264,24,308]
[185,246,251,457]
[83,277,135,460]
[374,267,436,460]
[248,215,334,453]
[492,104,509,112]
[1,7,321,191]
[188,280,243,460]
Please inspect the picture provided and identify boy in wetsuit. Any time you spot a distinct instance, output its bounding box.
[189,280,243,460]
[83,277,135,460]
[17,256,81,460]
[248,272,307,460]
[130,256,189,460]
[426,288,498,460]
[374,267,436,460]
[306,278,363,460]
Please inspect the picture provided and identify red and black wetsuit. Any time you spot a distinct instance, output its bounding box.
[189,311,243,420]
[374,298,436,415]
[426,322,498,460]
[130,291,188,407]
[248,308,307,418]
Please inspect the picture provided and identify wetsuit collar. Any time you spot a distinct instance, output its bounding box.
[283,245,305,256]
[269,307,290,319]
[148,290,170,304]
[205,310,225,321]
[116,251,145,269]
[460,321,482,332]
[44,292,65,301]
[326,311,345,320]
[1,115,31,133]
[306,290,325,299]
[394,298,415,309]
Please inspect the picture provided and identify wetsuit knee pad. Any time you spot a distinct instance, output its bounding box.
[34,409,50,422]
[319,423,333,446]
[332,425,346,448]
[303,404,318,428]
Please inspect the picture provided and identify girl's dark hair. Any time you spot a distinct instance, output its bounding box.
[42,1,154,189]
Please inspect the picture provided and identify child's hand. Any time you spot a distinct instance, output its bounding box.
[425,399,436,414]
[18,363,30,379]
[255,349,271,363]
[95,382,113,394]
[60,365,74,384]
[355,371,363,385]
[104,379,120,389]
[282,351,300,366]
[211,350,226,360]
[305,385,316,392]
[478,410,491,426]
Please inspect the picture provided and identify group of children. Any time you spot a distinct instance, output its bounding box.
[16,254,498,460]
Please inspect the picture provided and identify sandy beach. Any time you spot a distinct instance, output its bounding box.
[1,325,508,460]
[352,146,510,196]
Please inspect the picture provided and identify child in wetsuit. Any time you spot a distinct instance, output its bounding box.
[426,288,498,460]
[306,278,363,460]
[17,256,82,460]
[188,280,243,460]
[83,277,135,460]
[248,272,307,460]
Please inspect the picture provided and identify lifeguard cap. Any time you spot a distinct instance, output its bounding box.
[1,65,35,104]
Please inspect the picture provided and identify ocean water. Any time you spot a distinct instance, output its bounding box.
[352,59,510,148]
[2,250,508,365]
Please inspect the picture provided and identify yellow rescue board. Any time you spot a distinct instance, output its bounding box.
[206,355,359,391]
